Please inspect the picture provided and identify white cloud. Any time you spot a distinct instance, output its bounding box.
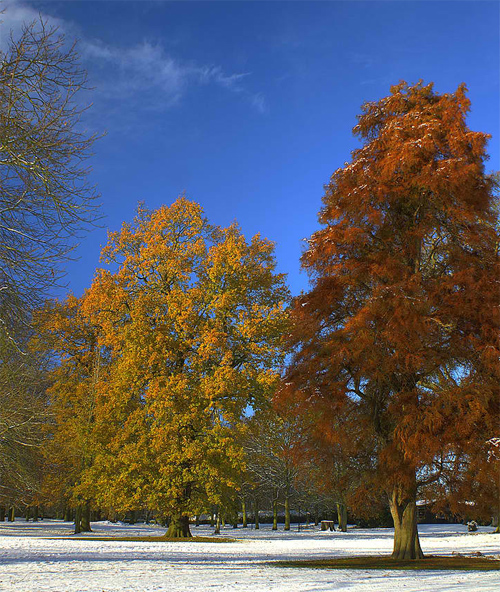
[250,92,268,114]
[81,40,190,106]
[0,0,266,114]
[0,0,69,50]
[81,40,261,111]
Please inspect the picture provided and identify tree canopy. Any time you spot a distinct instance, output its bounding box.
[280,81,499,559]
[0,20,99,334]
[39,198,290,536]
[0,18,99,513]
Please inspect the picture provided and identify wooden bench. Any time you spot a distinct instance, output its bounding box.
[320,520,336,531]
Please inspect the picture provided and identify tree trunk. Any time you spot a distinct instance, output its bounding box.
[8,507,15,522]
[493,508,500,534]
[0,507,5,521]
[108,509,118,523]
[284,494,290,531]
[214,511,221,534]
[25,507,31,521]
[314,505,319,526]
[80,503,92,532]
[272,496,278,531]
[64,507,73,522]
[336,502,347,532]
[33,506,39,522]
[241,499,247,528]
[254,498,259,530]
[74,506,82,534]
[389,486,424,560]
[166,513,192,538]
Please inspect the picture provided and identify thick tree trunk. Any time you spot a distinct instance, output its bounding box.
[80,503,92,532]
[389,487,424,560]
[0,507,5,521]
[284,494,290,531]
[336,502,347,532]
[8,507,15,522]
[64,507,73,522]
[33,506,39,522]
[272,496,278,531]
[166,513,192,538]
[241,499,247,528]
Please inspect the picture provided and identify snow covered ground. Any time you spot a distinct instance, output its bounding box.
[0,519,498,591]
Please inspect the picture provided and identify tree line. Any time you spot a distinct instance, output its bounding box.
[0,20,498,560]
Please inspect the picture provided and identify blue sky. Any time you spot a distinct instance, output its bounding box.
[2,1,499,297]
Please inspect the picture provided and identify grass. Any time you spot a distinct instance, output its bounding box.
[274,555,500,571]
[56,535,236,543]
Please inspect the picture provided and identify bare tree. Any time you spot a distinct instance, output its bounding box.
[0,18,100,336]
[0,326,49,512]
[0,16,100,514]
[243,411,302,530]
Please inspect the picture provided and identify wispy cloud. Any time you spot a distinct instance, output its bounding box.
[0,0,69,50]
[348,52,376,70]
[1,0,267,114]
[250,92,268,114]
[81,39,262,112]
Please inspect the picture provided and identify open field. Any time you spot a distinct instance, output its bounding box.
[0,520,498,591]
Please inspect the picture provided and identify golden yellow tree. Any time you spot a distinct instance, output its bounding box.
[34,295,103,533]
[78,198,289,536]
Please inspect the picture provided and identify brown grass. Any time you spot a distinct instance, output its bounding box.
[274,555,500,571]
[56,535,236,543]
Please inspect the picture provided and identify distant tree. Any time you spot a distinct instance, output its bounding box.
[424,431,500,531]
[0,19,99,522]
[34,295,103,533]
[0,327,48,512]
[281,82,499,560]
[0,19,100,335]
[67,198,290,537]
[242,411,302,530]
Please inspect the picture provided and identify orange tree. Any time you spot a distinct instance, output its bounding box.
[280,82,499,559]
[34,295,104,532]
[77,198,289,537]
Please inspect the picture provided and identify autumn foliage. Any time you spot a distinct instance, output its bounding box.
[280,82,499,559]
[31,83,499,552]
[38,198,289,536]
